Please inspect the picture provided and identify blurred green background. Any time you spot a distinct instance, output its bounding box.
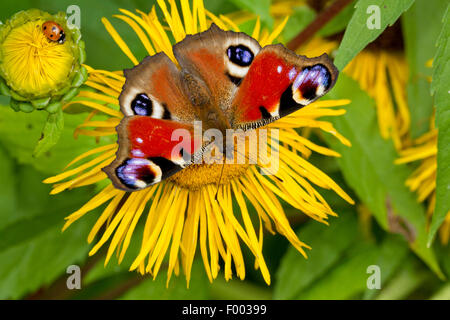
[0,0,449,300]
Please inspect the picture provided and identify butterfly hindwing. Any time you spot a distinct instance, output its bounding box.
[111,49,209,191]
[103,116,202,191]
[230,44,339,129]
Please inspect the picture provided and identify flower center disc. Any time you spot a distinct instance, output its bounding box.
[168,162,250,190]
[167,130,275,189]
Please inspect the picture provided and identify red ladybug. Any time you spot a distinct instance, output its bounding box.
[42,21,65,44]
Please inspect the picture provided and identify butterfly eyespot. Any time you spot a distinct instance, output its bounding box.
[131,93,153,116]
[116,158,160,190]
[227,45,254,67]
[309,64,332,90]
[292,64,332,105]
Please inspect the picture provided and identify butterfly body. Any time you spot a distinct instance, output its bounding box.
[103,24,338,192]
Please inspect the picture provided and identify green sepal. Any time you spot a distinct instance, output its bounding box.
[9,90,27,102]
[45,101,63,114]
[31,97,51,109]
[72,66,88,88]
[0,78,11,96]
[62,87,80,103]
[9,98,19,112]
[53,85,71,97]
[78,43,86,64]
[71,27,82,43]
[18,102,34,113]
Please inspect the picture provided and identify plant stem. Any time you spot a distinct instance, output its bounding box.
[286,0,354,51]
[96,275,147,300]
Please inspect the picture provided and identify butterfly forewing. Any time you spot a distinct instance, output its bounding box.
[230,44,339,129]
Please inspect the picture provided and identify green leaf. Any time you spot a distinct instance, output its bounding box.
[324,74,443,279]
[198,0,240,15]
[430,283,450,300]
[362,236,409,299]
[296,236,408,300]
[0,105,106,175]
[0,153,96,299]
[119,259,210,300]
[237,19,259,36]
[437,242,450,279]
[33,108,64,158]
[274,212,358,299]
[81,222,210,300]
[334,0,415,70]
[82,223,147,285]
[0,152,97,252]
[0,143,18,227]
[0,188,91,253]
[209,276,271,300]
[375,256,430,299]
[297,243,377,299]
[402,0,448,138]
[0,216,93,299]
[429,5,450,246]
[229,0,273,28]
[70,272,135,300]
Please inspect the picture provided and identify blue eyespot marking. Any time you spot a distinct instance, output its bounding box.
[227,45,254,67]
[131,93,153,116]
[293,64,331,100]
[116,158,156,190]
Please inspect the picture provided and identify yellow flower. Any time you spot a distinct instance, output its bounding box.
[343,27,410,151]
[396,115,450,245]
[44,0,353,286]
[0,9,87,113]
[3,20,72,97]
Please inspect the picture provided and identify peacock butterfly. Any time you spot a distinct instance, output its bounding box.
[103,24,339,192]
